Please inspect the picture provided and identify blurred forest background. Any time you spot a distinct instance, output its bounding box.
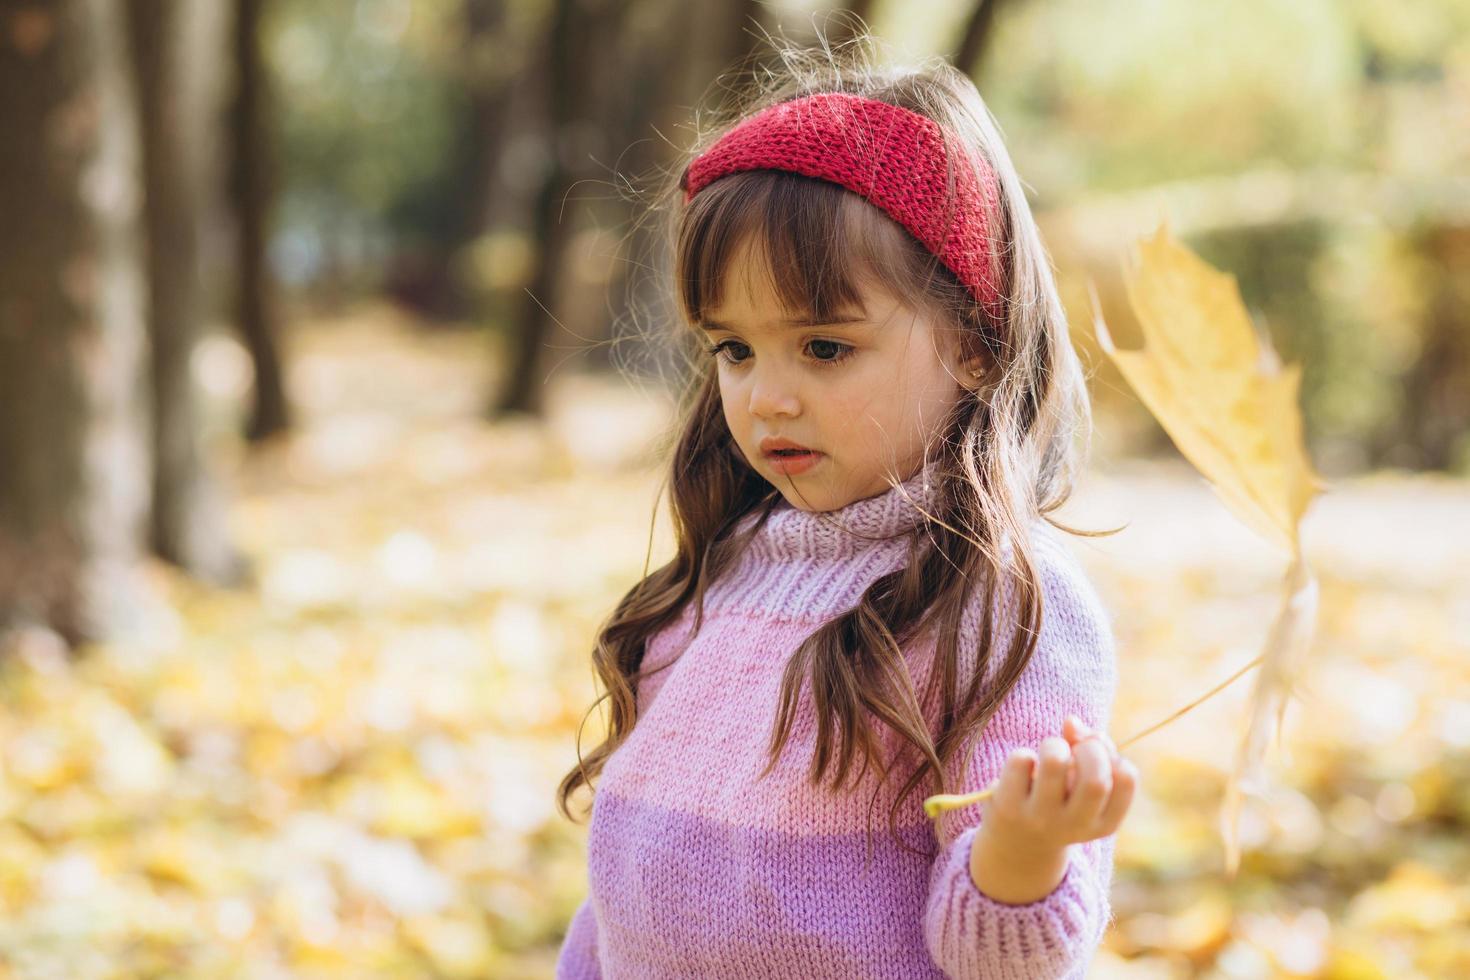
[1,0,1468,976]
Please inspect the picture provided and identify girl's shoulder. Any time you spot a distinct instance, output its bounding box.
[958,518,1117,673]
[1022,516,1111,608]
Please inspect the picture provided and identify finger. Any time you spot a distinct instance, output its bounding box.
[1031,736,1072,811]
[992,748,1036,819]
[1062,715,1095,748]
[1077,733,1120,767]
[1064,716,1119,763]
[1097,757,1139,832]
[1064,737,1112,823]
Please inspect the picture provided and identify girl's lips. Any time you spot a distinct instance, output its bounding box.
[764,450,822,475]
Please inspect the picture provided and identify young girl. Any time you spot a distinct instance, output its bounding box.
[554,42,1138,980]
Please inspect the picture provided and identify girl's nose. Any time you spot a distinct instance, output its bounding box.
[748,370,801,419]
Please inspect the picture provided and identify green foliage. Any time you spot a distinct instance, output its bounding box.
[976,0,1363,194]
[267,0,468,282]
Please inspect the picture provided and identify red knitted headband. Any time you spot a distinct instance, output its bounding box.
[679,92,1006,326]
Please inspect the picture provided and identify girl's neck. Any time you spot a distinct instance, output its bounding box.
[740,459,941,563]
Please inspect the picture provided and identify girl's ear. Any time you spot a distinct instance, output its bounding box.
[953,334,992,392]
[959,353,987,387]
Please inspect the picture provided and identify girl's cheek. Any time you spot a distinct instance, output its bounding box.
[826,394,877,434]
[827,371,880,412]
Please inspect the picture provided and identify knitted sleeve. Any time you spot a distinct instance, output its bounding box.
[554,897,601,979]
[921,534,1121,980]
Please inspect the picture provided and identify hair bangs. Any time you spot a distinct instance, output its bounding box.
[677,171,916,331]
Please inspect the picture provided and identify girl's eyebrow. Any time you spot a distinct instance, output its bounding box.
[697,314,868,333]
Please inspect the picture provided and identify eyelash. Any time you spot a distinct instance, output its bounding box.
[702,338,856,368]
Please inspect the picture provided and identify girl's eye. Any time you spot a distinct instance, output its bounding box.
[704,340,751,365]
[806,339,854,364]
[702,339,855,367]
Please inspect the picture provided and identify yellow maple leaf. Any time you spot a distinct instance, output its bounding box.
[1091,222,1327,559]
[1090,221,1328,876]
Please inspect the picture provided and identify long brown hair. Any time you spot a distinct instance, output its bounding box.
[555,35,1120,855]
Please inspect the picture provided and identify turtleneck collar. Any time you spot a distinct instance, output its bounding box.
[738,459,941,563]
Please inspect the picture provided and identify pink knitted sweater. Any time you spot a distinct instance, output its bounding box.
[557,464,1120,979]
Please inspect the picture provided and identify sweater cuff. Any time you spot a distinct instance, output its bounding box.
[925,825,1100,979]
[554,897,602,979]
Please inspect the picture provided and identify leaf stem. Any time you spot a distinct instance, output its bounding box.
[922,652,1267,819]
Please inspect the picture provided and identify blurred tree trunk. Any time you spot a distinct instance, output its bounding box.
[231,0,291,441]
[443,0,517,320]
[125,0,247,585]
[832,0,877,44]
[1383,225,1470,470]
[386,0,520,323]
[954,0,1009,77]
[492,0,627,417]
[597,0,765,382]
[0,0,161,647]
[722,0,764,71]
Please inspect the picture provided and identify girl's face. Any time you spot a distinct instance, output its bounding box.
[700,237,982,513]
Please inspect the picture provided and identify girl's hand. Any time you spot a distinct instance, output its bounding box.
[977,714,1138,854]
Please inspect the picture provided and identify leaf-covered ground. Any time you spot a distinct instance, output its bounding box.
[1,304,1466,978]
